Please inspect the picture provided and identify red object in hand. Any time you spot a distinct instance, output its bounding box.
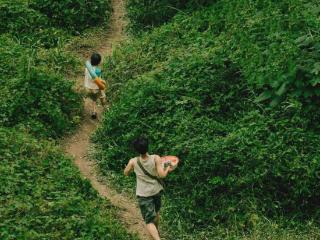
[161,155,179,171]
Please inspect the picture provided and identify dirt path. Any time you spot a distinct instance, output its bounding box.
[64,1,152,239]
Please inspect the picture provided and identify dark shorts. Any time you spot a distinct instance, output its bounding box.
[87,89,100,102]
[86,89,105,102]
[137,191,162,224]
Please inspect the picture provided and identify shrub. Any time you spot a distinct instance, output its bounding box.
[202,0,320,107]
[95,50,252,223]
[0,0,48,35]
[0,0,70,48]
[0,128,137,240]
[126,0,214,33]
[30,0,112,32]
[0,35,81,138]
[0,67,82,138]
[109,0,320,107]
[0,36,28,80]
[96,0,320,231]
[97,52,320,227]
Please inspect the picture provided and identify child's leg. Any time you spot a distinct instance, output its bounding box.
[87,90,98,118]
[92,100,97,113]
[146,223,161,240]
[100,90,106,107]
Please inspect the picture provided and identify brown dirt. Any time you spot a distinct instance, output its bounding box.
[64,1,153,239]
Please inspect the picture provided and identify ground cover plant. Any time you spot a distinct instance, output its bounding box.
[0,0,113,138]
[0,0,112,46]
[126,0,214,33]
[30,0,112,32]
[0,1,138,239]
[0,0,66,48]
[0,128,137,240]
[0,35,81,138]
[94,0,320,238]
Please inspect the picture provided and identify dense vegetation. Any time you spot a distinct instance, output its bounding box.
[0,1,137,239]
[0,0,112,43]
[94,0,320,238]
[126,0,213,33]
[30,0,112,32]
[0,0,112,137]
[0,128,137,240]
[0,35,82,138]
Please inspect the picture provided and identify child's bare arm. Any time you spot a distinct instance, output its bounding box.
[155,155,170,178]
[124,159,134,176]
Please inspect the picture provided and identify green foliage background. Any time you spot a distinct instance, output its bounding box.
[30,0,112,32]
[0,128,137,240]
[126,0,213,33]
[94,0,320,238]
[0,35,81,138]
[0,0,137,239]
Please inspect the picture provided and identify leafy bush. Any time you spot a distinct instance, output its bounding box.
[126,0,214,33]
[0,35,81,138]
[202,0,320,106]
[0,0,68,48]
[96,51,247,170]
[95,0,320,234]
[111,0,320,107]
[0,68,82,138]
[0,0,48,35]
[0,36,28,80]
[97,47,320,227]
[0,128,137,240]
[30,0,112,32]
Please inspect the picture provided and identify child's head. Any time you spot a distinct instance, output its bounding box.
[133,137,149,155]
[91,53,101,66]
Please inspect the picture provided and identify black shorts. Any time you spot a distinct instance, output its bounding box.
[86,89,105,102]
[137,191,162,224]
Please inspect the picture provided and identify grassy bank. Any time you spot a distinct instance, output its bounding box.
[93,0,320,239]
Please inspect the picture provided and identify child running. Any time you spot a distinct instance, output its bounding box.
[124,137,172,240]
[84,52,106,119]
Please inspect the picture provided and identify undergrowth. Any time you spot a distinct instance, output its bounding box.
[0,1,138,239]
[94,0,320,239]
[0,128,137,240]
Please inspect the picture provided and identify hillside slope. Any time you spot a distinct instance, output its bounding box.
[0,0,138,239]
[94,0,320,239]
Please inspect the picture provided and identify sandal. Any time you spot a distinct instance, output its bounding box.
[91,112,97,119]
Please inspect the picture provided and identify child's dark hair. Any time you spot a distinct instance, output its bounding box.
[91,53,101,66]
[133,137,149,154]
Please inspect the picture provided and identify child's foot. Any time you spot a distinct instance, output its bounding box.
[91,112,97,119]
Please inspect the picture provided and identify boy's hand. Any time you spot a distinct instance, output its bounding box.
[167,166,174,173]
[164,162,174,173]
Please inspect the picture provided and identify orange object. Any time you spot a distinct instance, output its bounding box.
[161,155,179,171]
[94,77,106,90]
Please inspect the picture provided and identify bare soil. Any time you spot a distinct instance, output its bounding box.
[64,1,152,239]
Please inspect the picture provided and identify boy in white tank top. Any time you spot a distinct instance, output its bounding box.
[84,53,106,119]
[124,137,172,240]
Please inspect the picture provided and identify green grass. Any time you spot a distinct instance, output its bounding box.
[0,128,138,240]
[0,1,138,239]
[93,0,320,239]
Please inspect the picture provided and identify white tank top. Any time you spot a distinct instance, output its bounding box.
[133,154,163,197]
[84,68,99,90]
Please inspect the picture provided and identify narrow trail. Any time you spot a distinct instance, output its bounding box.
[64,1,152,239]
